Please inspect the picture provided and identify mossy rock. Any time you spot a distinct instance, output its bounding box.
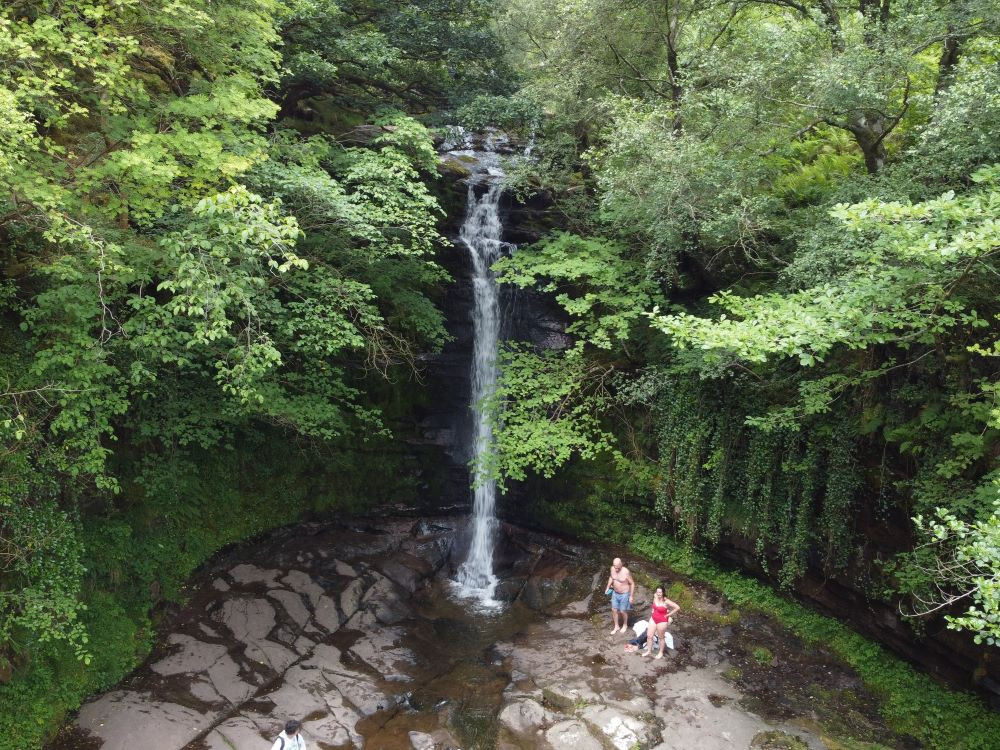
[667,581,695,610]
[750,730,810,749]
[818,737,895,750]
[437,159,473,179]
[752,646,775,665]
[541,686,577,712]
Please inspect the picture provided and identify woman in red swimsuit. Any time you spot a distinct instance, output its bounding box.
[642,585,680,659]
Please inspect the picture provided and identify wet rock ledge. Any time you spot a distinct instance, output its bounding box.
[52,517,910,750]
[56,518,454,750]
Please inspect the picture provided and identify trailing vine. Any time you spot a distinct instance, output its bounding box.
[643,372,859,585]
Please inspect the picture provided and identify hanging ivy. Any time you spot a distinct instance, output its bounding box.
[820,423,861,574]
[643,373,860,585]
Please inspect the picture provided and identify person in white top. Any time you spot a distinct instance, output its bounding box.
[270,719,307,750]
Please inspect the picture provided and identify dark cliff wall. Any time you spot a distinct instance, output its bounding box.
[393,169,568,515]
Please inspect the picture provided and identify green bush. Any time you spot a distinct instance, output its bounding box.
[454,94,541,133]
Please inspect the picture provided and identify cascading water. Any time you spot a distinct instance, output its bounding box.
[452,136,508,606]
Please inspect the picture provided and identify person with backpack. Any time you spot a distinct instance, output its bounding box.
[270,719,307,750]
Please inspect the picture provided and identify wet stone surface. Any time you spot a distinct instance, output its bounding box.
[48,518,912,750]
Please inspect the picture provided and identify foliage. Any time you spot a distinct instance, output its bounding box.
[482,344,619,488]
[653,167,1000,372]
[909,499,1000,645]
[455,93,541,133]
[277,0,513,118]
[0,499,88,665]
[2,0,1000,740]
[492,0,1000,648]
[0,0,505,741]
[495,232,656,349]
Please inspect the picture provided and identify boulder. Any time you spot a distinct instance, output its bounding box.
[545,720,604,750]
[518,551,591,611]
[498,698,547,734]
[409,730,436,750]
[340,577,367,619]
[581,705,660,750]
[379,552,433,593]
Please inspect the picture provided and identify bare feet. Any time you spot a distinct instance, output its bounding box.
[654,653,663,659]
[610,626,620,634]
[641,650,651,657]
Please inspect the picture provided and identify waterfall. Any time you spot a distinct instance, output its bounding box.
[453,161,507,607]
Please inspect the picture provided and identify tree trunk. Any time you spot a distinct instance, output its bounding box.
[934,33,962,97]
[818,0,844,51]
[846,115,888,174]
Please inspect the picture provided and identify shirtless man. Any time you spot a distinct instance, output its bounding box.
[605,557,635,633]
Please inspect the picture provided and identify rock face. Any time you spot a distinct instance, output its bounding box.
[713,531,1000,703]
[409,143,569,523]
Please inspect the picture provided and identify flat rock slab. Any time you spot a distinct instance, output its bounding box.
[150,634,228,677]
[349,625,418,680]
[269,589,311,628]
[55,519,451,750]
[76,691,213,750]
[546,719,604,750]
[229,563,282,587]
[203,717,269,750]
[217,596,276,644]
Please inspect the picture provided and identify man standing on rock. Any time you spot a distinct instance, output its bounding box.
[605,557,635,633]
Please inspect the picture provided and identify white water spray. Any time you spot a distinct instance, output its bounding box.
[453,155,507,606]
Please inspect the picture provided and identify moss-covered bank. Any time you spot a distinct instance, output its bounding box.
[517,485,1000,750]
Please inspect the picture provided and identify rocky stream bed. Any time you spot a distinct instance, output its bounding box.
[48,517,914,750]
